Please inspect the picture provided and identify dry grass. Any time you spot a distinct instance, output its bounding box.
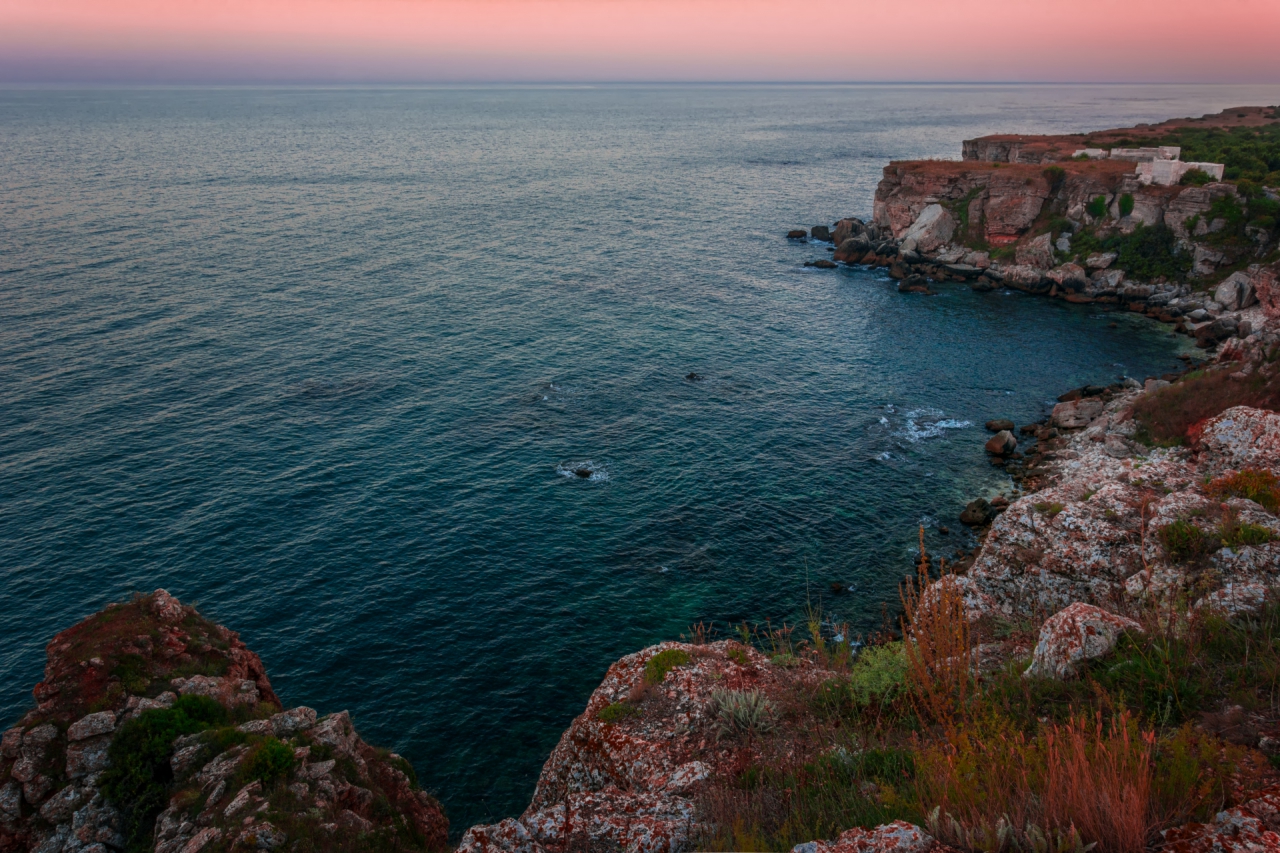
[1207,468,1280,512]
[1132,365,1280,444]
[901,530,973,724]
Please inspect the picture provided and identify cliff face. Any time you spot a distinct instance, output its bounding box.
[872,159,1243,252]
[0,591,448,853]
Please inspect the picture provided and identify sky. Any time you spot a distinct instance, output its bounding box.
[3,0,1280,84]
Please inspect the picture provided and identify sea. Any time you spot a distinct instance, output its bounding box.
[2,83,1275,831]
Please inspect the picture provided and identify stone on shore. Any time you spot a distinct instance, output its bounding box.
[985,419,1015,432]
[984,430,1017,455]
[959,499,994,526]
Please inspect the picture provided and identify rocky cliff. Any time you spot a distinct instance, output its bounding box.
[0,591,448,853]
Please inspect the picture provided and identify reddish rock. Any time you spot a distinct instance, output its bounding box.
[1015,233,1055,269]
[1024,603,1142,680]
[984,430,1017,455]
[1160,784,1280,852]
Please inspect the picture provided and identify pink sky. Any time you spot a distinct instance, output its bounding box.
[3,0,1280,82]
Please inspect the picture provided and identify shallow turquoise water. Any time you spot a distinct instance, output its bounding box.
[0,84,1266,830]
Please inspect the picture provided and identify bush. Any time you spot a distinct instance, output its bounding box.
[597,702,642,724]
[709,689,776,740]
[1072,223,1190,281]
[1043,166,1066,189]
[1086,195,1108,219]
[243,738,295,784]
[1119,193,1135,217]
[1207,469,1280,512]
[727,646,751,666]
[644,648,691,684]
[1180,168,1214,186]
[100,695,228,853]
[849,642,909,706]
[1132,366,1280,444]
[1158,519,1210,563]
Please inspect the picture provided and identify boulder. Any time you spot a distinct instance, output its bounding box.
[959,499,994,526]
[67,711,116,742]
[984,431,1017,455]
[787,230,807,240]
[804,259,837,269]
[810,225,831,242]
[1191,406,1280,474]
[1000,264,1049,292]
[1215,272,1251,312]
[1050,398,1104,429]
[833,235,872,263]
[1085,252,1117,270]
[793,821,936,853]
[899,205,956,255]
[1024,603,1142,680]
[1194,317,1238,346]
[985,419,1015,432]
[1014,233,1055,269]
[831,218,866,246]
[897,276,933,295]
[1046,263,1088,291]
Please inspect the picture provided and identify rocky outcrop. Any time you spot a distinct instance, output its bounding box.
[459,641,834,853]
[1023,603,1142,680]
[0,591,447,853]
[947,393,1280,622]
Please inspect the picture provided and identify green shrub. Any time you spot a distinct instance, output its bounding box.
[101,695,229,853]
[597,702,642,724]
[1179,168,1214,186]
[1158,520,1210,563]
[1086,195,1108,219]
[1071,223,1192,280]
[243,738,295,784]
[644,648,691,684]
[849,642,909,706]
[1118,193,1135,217]
[709,689,775,739]
[1043,166,1066,189]
[1220,520,1275,549]
[727,647,750,666]
[1034,502,1065,517]
[111,654,151,695]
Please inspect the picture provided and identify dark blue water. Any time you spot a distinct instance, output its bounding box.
[2,84,1271,830]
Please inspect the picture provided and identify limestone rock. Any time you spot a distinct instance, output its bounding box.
[794,821,936,853]
[985,419,1015,432]
[1050,398,1104,429]
[1015,233,1054,269]
[1160,784,1280,852]
[1191,406,1280,474]
[67,711,116,742]
[1084,252,1117,270]
[1025,603,1142,680]
[899,205,956,255]
[810,225,831,242]
[1215,272,1252,312]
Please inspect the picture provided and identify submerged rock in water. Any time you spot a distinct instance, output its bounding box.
[574,467,593,478]
[786,229,808,239]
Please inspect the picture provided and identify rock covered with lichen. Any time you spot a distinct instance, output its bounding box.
[0,591,447,853]
[457,641,834,853]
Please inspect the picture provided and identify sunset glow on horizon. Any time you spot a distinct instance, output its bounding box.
[3,0,1280,83]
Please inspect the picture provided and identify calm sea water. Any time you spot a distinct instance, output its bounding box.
[2,84,1274,831]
